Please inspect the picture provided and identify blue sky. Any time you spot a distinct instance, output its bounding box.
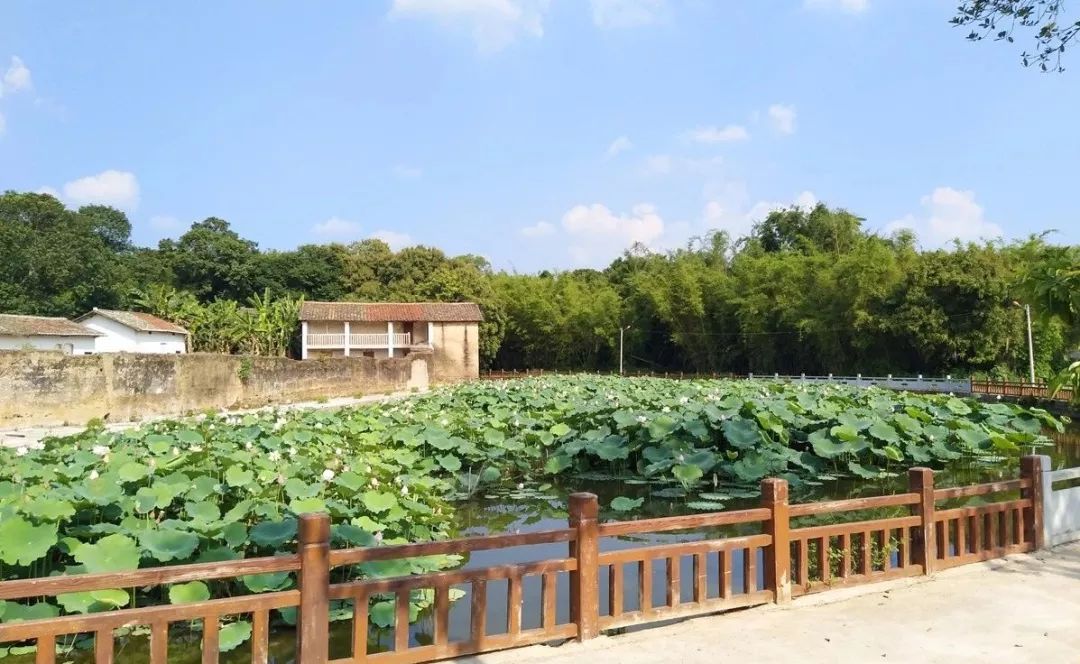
[1,0,1077,271]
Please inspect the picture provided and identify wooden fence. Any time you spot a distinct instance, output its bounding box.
[0,458,1050,664]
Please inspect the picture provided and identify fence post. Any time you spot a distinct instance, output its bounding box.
[568,493,599,641]
[1020,455,1046,550]
[908,468,936,574]
[297,513,331,664]
[761,478,791,604]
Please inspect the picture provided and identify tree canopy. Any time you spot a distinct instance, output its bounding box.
[952,0,1080,71]
[1,190,1075,378]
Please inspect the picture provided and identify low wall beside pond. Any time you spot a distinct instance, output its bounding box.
[0,349,431,428]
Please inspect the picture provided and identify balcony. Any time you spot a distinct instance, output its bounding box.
[305,332,412,348]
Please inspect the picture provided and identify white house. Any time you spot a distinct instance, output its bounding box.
[76,309,188,354]
[0,314,100,354]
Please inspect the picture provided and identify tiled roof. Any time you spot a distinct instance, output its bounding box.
[0,314,100,337]
[77,309,189,335]
[299,301,484,323]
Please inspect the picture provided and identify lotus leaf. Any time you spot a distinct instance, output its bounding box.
[610,496,644,511]
[140,529,200,562]
[0,517,57,566]
[169,581,210,604]
[75,534,139,573]
[217,620,253,652]
[249,519,297,547]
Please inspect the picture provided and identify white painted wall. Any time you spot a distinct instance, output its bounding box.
[1040,455,1080,547]
[81,314,187,354]
[0,335,97,354]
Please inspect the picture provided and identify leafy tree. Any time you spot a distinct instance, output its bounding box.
[165,218,262,301]
[951,0,1080,71]
[0,192,130,317]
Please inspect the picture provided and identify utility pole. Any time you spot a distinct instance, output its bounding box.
[1013,301,1036,384]
[1024,303,1036,384]
[619,325,630,375]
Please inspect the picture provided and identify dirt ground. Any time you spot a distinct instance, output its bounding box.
[464,542,1080,664]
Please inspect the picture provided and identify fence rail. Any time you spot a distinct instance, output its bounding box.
[0,458,1059,664]
[971,379,1073,401]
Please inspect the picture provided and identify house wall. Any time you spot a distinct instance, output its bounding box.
[0,335,97,354]
[430,322,480,382]
[0,349,433,428]
[81,315,187,354]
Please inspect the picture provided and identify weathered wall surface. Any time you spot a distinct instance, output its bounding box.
[430,322,480,382]
[0,350,432,428]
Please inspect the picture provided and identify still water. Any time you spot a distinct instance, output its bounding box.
[17,427,1080,663]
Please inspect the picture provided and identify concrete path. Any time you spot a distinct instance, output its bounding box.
[468,542,1080,664]
[0,390,418,449]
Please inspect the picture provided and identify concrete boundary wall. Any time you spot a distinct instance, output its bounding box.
[1040,455,1080,547]
[0,350,431,428]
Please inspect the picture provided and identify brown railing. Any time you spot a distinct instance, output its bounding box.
[0,458,1049,664]
[971,379,1073,401]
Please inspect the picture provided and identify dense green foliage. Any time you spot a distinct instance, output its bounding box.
[1,191,1076,375]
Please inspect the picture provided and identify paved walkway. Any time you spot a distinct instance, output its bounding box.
[469,542,1080,664]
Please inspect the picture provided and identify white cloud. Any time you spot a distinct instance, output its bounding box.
[520,220,555,237]
[36,186,59,197]
[392,164,423,179]
[641,154,673,175]
[684,124,750,144]
[703,187,817,240]
[606,135,633,158]
[1,56,32,95]
[767,104,797,135]
[370,229,414,250]
[61,170,140,210]
[312,216,362,238]
[804,0,869,13]
[388,0,548,53]
[562,202,666,265]
[885,187,1003,247]
[590,0,666,29]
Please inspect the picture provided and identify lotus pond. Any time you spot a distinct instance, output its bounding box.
[0,376,1071,661]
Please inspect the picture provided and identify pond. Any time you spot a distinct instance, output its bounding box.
[9,416,1077,664]
[74,424,1074,664]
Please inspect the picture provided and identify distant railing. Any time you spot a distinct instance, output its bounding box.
[481,371,1076,402]
[306,333,412,348]
[0,458,1052,664]
[972,380,1073,402]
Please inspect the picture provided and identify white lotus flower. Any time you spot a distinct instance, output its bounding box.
[440,418,449,426]
[679,396,690,405]
[401,485,409,496]
[371,478,380,488]
[147,458,157,468]
[321,469,336,482]
[334,447,343,455]
[245,442,253,450]
[662,406,671,413]
[516,483,525,490]
[92,445,110,456]
[190,446,203,453]
[636,415,647,424]
[89,470,99,480]
[268,451,281,462]
[171,447,180,456]
[374,532,384,543]
[16,446,28,457]
[677,454,685,462]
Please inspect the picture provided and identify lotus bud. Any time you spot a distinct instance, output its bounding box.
[517,483,524,490]
[172,447,180,456]
[374,532,384,543]
[321,469,336,482]
[89,470,99,480]
[401,485,409,496]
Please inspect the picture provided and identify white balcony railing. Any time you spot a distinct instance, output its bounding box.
[305,333,412,348]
